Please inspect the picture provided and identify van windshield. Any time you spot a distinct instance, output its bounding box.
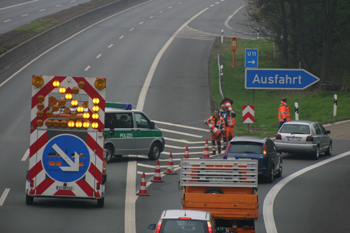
[160,219,208,233]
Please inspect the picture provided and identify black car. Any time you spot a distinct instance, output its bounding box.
[223,136,282,183]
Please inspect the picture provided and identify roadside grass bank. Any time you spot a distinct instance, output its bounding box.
[208,37,350,137]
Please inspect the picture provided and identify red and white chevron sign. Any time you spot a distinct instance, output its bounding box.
[242,105,255,123]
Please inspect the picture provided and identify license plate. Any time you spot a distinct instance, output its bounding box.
[287,136,301,141]
[56,186,73,190]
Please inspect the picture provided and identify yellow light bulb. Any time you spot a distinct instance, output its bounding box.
[83,121,90,128]
[65,93,73,100]
[92,105,99,112]
[76,121,82,128]
[92,122,99,129]
[83,112,90,119]
[53,80,60,87]
[92,113,99,119]
[92,98,100,104]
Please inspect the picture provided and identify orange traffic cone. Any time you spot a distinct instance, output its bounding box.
[202,139,210,158]
[205,121,222,138]
[165,153,177,175]
[221,98,234,114]
[152,159,164,182]
[137,172,149,196]
[184,146,189,159]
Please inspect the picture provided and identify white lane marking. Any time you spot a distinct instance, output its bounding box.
[149,16,153,19]
[125,155,138,233]
[264,151,350,233]
[154,120,209,132]
[70,0,76,3]
[21,149,29,161]
[215,2,219,4]
[168,6,173,9]
[210,4,214,7]
[0,189,10,206]
[4,19,11,23]
[137,163,180,169]
[224,4,245,31]
[166,145,204,149]
[159,128,203,138]
[159,11,163,13]
[136,7,209,111]
[0,0,38,11]
[162,151,204,155]
[39,9,45,12]
[108,44,113,48]
[178,2,182,4]
[21,14,28,17]
[139,21,144,25]
[129,28,134,31]
[84,66,90,71]
[119,35,124,39]
[164,137,206,144]
[96,54,102,59]
[55,4,61,7]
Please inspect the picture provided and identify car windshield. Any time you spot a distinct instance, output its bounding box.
[160,219,208,233]
[228,142,263,154]
[280,124,310,134]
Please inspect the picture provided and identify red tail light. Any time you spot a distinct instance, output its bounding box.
[155,220,162,233]
[276,134,281,140]
[207,221,213,233]
[179,217,191,220]
[306,136,313,142]
[96,182,100,190]
[263,144,267,158]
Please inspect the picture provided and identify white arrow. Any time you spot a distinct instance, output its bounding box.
[52,144,79,172]
[248,60,256,64]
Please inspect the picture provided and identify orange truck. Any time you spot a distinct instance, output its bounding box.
[180,159,259,233]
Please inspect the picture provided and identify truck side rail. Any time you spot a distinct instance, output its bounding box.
[180,159,258,188]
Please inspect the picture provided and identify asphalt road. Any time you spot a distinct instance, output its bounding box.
[0,0,349,232]
[0,0,91,34]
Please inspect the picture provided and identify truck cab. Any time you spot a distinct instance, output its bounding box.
[104,102,165,162]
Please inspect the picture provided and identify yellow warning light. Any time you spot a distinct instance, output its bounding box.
[94,78,106,90]
[59,87,66,94]
[46,110,53,118]
[72,87,79,94]
[83,112,90,119]
[37,95,45,103]
[71,99,78,107]
[52,104,59,112]
[65,93,73,100]
[82,102,89,108]
[64,107,70,114]
[32,75,44,88]
[61,120,67,128]
[92,98,100,104]
[83,121,90,128]
[37,111,44,118]
[36,119,44,127]
[92,113,99,119]
[76,121,83,128]
[78,81,86,89]
[45,119,52,127]
[92,122,99,129]
[68,120,75,128]
[53,80,60,88]
[53,119,60,127]
[77,106,84,113]
[70,113,77,120]
[49,96,57,106]
[58,98,66,107]
[92,105,100,112]
[37,103,44,110]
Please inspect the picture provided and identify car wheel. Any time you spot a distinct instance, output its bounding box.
[148,142,161,160]
[265,164,274,183]
[325,142,332,156]
[204,188,224,194]
[97,198,104,208]
[105,145,113,163]
[276,160,283,178]
[312,146,320,160]
[26,195,33,205]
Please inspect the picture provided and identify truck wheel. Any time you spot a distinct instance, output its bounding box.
[26,195,34,205]
[105,145,113,163]
[148,142,161,160]
[204,188,224,194]
[325,142,332,156]
[97,198,104,208]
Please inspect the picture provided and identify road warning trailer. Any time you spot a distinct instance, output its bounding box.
[180,158,259,232]
[26,75,107,207]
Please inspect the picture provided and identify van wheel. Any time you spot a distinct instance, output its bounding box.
[26,195,33,205]
[204,188,224,194]
[97,198,104,208]
[105,145,113,163]
[148,142,161,160]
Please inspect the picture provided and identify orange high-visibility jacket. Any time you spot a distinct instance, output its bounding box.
[207,115,225,129]
[278,101,291,122]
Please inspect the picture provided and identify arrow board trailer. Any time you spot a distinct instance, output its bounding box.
[27,75,107,207]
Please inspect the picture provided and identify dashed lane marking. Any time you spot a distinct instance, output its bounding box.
[159,128,202,138]
[0,189,10,206]
[154,120,208,132]
[166,145,205,149]
[164,137,206,144]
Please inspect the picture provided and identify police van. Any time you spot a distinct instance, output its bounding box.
[104,102,165,162]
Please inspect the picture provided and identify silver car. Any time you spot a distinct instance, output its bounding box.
[275,120,332,160]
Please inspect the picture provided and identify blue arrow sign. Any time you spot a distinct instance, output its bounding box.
[245,49,258,68]
[245,69,319,90]
[42,134,90,182]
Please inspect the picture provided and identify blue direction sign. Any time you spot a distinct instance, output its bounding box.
[42,134,90,182]
[245,49,258,68]
[245,69,319,90]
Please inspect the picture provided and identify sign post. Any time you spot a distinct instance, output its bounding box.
[231,37,237,68]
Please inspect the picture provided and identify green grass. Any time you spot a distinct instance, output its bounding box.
[14,18,60,33]
[209,38,350,137]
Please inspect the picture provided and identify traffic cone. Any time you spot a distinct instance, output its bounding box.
[165,153,177,175]
[152,159,164,182]
[184,146,189,159]
[137,172,149,196]
[205,121,222,138]
[202,139,210,158]
[220,97,234,114]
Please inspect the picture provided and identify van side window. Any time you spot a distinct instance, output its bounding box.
[135,113,151,128]
[116,113,133,128]
[105,113,117,128]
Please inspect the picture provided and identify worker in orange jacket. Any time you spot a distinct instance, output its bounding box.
[205,109,225,155]
[220,103,236,150]
[278,97,291,129]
